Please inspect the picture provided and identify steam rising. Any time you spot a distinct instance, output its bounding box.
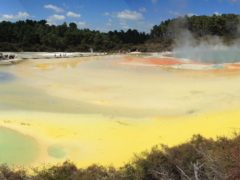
[172,25,240,64]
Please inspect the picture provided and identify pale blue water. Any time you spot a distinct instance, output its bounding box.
[173,48,240,64]
[0,72,14,83]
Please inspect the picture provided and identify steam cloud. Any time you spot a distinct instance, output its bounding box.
[171,21,240,64]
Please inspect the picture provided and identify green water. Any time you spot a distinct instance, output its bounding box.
[48,145,66,159]
[0,127,39,165]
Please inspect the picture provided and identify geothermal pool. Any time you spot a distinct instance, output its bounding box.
[0,54,240,167]
[173,46,240,64]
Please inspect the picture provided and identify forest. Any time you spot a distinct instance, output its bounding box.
[1,14,240,52]
[0,20,149,52]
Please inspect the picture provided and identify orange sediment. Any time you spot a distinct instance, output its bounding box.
[225,63,240,70]
[123,56,240,73]
[124,57,184,66]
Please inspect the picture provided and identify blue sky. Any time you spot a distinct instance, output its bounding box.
[0,0,240,32]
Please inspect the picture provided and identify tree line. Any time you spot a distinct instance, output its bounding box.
[1,14,240,52]
[0,20,149,52]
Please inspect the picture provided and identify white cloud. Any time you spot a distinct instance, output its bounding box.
[119,21,129,29]
[77,21,86,28]
[117,10,143,21]
[187,13,196,17]
[67,11,81,18]
[106,18,112,27]
[106,22,112,27]
[214,12,221,16]
[47,14,65,25]
[44,4,64,13]
[1,12,30,21]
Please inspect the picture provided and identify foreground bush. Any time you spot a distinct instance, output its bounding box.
[1,134,240,180]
